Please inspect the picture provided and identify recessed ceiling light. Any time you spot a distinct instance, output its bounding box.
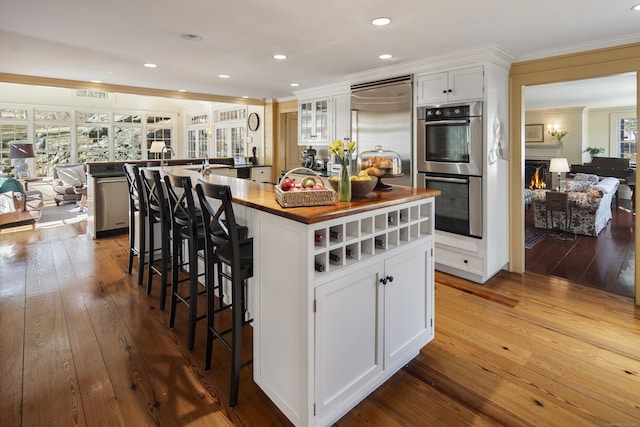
[181,34,203,41]
[178,89,187,92]
[242,95,249,99]
[379,54,393,60]
[290,83,299,87]
[632,4,640,10]
[273,54,287,60]
[91,80,102,83]
[143,63,157,68]
[371,17,391,26]
[218,74,230,79]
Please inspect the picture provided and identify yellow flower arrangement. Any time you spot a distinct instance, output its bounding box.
[328,139,357,202]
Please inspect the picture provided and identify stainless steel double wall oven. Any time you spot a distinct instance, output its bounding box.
[416,101,483,238]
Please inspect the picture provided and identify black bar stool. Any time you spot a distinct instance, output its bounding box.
[140,168,172,310]
[164,173,206,351]
[195,180,254,408]
[123,164,147,285]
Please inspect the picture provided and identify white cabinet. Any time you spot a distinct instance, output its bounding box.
[299,98,330,144]
[253,198,435,427]
[314,241,432,422]
[416,66,484,105]
[332,93,351,143]
[250,166,271,183]
[299,93,351,145]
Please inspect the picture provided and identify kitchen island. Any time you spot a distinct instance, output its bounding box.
[140,167,438,426]
[180,170,437,427]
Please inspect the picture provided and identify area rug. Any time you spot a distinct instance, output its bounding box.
[37,203,87,227]
[525,227,547,249]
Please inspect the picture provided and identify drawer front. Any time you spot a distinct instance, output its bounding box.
[251,167,271,182]
[435,246,484,275]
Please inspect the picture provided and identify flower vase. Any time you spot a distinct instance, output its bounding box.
[338,161,351,202]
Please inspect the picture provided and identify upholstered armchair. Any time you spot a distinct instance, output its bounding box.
[52,164,87,205]
[0,177,44,226]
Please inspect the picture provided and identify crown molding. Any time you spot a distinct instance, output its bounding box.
[515,33,640,63]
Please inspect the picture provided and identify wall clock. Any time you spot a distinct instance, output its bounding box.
[248,112,260,131]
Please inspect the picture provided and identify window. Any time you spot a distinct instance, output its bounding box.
[1,124,28,175]
[35,124,72,176]
[617,117,637,165]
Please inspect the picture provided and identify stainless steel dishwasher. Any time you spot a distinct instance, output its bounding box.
[95,176,129,233]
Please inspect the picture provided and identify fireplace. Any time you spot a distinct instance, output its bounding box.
[525,159,551,189]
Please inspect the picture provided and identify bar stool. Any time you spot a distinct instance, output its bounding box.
[140,168,172,310]
[123,164,147,285]
[195,180,254,408]
[164,173,206,351]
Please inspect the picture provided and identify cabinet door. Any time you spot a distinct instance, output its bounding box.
[299,100,314,143]
[383,242,432,368]
[448,66,484,102]
[314,265,383,420]
[332,93,351,142]
[416,72,448,105]
[314,99,329,142]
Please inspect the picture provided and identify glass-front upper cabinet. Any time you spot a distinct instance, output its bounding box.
[299,98,329,145]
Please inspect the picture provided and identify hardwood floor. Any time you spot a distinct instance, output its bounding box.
[525,199,636,298]
[1,221,640,426]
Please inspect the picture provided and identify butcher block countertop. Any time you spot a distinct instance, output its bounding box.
[180,168,441,225]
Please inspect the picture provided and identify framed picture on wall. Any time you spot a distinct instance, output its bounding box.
[525,124,544,142]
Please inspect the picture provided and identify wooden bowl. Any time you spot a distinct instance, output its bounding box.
[328,176,378,198]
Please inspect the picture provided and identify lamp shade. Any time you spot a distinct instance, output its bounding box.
[549,158,570,173]
[149,140,166,153]
[9,143,35,159]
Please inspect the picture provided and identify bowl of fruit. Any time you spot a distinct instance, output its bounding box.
[328,171,378,198]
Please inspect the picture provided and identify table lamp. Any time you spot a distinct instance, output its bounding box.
[549,157,570,189]
[149,141,171,168]
[9,142,35,178]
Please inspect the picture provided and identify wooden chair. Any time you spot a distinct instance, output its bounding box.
[164,173,206,351]
[123,164,147,285]
[195,179,254,407]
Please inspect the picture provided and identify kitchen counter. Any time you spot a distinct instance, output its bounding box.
[193,168,440,224]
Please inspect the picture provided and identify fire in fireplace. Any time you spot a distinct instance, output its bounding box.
[529,167,547,189]
[525,159,551,189]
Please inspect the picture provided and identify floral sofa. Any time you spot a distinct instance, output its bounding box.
[531,173,620,236]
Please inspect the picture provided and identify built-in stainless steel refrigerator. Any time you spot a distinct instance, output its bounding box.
[350,75,413,187]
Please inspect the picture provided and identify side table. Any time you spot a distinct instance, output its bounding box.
[545,191,570,232]
[73,185,88,212]
[19,177,43,191]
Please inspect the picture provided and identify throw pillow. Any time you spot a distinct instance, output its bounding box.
[559,180,593,192]
[57,168,82,186]
[574,173,599,184]
[0,177,26,195]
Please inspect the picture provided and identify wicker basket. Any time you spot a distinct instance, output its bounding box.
[275,167,335,208]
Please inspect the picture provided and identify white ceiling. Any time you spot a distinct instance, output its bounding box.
[1,0,640,100]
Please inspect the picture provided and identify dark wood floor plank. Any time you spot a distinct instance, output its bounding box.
[525,200,635,298]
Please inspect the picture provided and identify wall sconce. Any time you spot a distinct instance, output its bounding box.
[547,123,568,143]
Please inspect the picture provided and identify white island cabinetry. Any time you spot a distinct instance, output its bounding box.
[253,198,435,427]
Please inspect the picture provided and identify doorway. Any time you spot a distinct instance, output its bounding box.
[508,44,640,303]
[283,111,301,172]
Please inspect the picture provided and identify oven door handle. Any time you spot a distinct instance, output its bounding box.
[423,176,468,184]
[424,119,469,126]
